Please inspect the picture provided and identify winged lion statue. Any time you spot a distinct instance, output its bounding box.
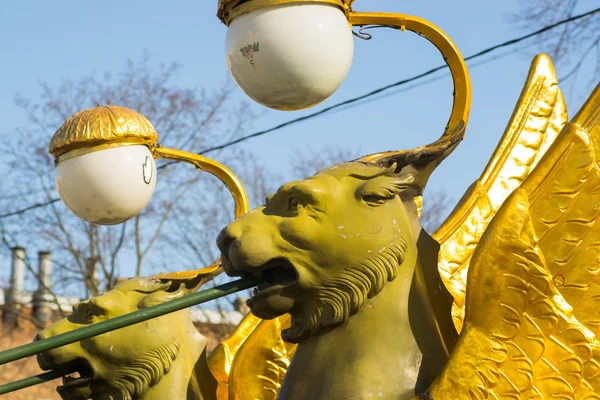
[38,54,600,400]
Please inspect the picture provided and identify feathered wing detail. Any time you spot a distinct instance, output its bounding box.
[426,83,600,399]
[433,54,568,332]
[207,313,296,400]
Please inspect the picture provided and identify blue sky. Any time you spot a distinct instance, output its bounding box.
[2,1,595,203]
[0,1,597,284]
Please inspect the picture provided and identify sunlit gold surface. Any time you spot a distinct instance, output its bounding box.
[155,262,222,282]
[228,315,295,399]
[217,0,354,25]
[208,314,262,400]
[433,54,568,331]
[426,81,600,399]
[353,12,471,164]
[49,105,158,161]
[208,314,296,400]
[414,195,423,218]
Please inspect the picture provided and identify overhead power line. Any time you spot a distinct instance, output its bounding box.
[158,6,600,164]
[202,7,600,152]
[2,6,599,220]
[0,199,60,219]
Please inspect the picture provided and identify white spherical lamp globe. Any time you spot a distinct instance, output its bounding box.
[49,105,159,225]
[225,2,354,111]
[56,146,157,225]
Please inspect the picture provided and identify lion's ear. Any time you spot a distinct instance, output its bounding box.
[358,174,415,205]
[139,271,221,309]
[139,289,187,309]
[265,193,275,205]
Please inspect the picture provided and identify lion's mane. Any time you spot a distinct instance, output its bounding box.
[283,237,408,343]
[105,337,180,400]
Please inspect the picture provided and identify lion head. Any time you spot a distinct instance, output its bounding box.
[218,161,422,343]
[36,277,207,400]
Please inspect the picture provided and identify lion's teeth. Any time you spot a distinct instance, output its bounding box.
[63,371,81,383]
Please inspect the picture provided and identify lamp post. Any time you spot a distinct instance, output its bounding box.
[218,0,472,159]
[48,1,471,286]
[49,104,250,279]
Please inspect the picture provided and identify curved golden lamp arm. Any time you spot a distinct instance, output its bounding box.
[154,147,250,281]
[349,12,472,162]
[153,146,250,219]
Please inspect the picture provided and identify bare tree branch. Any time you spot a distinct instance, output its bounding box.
[512,0,600,87]
[1,52,257,300]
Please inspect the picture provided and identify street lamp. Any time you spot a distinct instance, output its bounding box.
[48,1,470,280]
[49,105,249,227]
[224,1,354,110]
[219,0,472,159]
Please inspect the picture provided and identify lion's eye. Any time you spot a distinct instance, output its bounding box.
[288,197,303,212]
[362,194,392,207]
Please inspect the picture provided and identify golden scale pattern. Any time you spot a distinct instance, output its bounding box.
[427,57,600,398]
[208,314,296,400]
[433,55,568,332]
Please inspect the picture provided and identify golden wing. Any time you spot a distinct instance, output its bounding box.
[433,54,568,332]
[207,313,296,400]
[426,82,600,399]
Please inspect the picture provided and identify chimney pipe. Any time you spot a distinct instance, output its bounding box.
[3,247,26,326]
[33,251,52,327]
[85,257,99,298]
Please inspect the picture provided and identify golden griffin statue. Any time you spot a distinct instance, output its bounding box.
[37,53,600,399]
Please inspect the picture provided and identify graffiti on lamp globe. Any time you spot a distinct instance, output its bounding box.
[240,42,259,65]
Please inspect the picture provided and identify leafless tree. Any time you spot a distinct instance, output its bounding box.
[291,147,360,179]
[0,52,257,302]
[512,0,600,88]
[163,150,282,277]
[0,52,453,316]
[419,189,453,233]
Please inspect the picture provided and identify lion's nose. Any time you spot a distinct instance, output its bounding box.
[35,333,53,371]
[217,222,245,276]
[216,228,234,254]
[217,220,244,255]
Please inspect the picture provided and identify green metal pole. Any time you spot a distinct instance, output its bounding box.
[0,368,74,395]
[0,278,258,368]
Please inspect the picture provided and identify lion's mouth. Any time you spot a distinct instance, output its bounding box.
[56,358,95,395]
[242,258,299,297]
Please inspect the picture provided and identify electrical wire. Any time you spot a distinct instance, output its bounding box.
[1,6,599,220]
[0,199,60,219]
[158,6,600,166]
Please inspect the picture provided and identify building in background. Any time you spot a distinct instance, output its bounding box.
[0,247,246,351]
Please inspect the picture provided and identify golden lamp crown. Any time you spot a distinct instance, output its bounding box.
[217,0,355,25]
[48,105,159,163]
